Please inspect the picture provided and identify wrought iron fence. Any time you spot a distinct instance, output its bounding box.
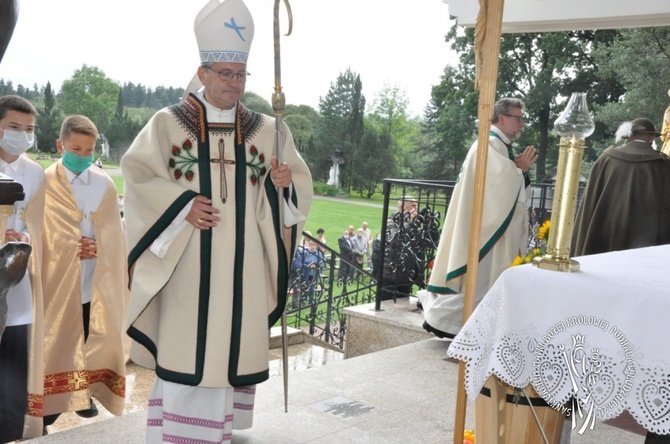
[286,234,377,350]
[287,179,584,350]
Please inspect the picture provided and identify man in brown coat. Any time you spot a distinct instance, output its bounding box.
[572,118,670,256]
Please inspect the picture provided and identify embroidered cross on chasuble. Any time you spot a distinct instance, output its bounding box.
[211,138,236,203]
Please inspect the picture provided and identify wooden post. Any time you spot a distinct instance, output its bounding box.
[452,0,506,442]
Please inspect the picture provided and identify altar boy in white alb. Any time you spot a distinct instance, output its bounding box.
[121,0,312,442]
[41,115,127,432]
[0,95,46,441]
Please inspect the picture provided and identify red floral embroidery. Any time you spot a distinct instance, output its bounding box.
[246,145,266,186]
[169,139,197,182]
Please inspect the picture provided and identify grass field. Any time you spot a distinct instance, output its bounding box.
[302,199,382,254]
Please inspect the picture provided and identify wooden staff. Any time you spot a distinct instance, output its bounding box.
[272,0,293,414]
[452,0,505,443]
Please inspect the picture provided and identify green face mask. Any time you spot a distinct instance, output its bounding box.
[62,151,94,174]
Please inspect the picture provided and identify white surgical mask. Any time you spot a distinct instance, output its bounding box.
[0,130,35,156]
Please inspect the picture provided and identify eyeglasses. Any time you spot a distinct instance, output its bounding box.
[502,113,525,123]
[204,67,250,82]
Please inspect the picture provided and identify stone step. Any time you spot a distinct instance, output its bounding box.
[269,325,305,349]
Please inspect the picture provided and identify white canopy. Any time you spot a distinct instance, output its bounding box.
[443,0,670,33]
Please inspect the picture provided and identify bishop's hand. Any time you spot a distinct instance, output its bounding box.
[271,157,292,188]
[188,195,221,230]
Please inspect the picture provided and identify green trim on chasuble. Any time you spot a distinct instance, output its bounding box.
[127,190,199,270]
[490,131,514,161]
[426,188,520,295]
[265,182,296,327]
[127,190,200,367]
[227,126,269,387]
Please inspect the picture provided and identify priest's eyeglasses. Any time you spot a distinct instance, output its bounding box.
[502,113,525,123]
[205,67,250,82]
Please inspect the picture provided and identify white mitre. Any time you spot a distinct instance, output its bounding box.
[183,0,255,100]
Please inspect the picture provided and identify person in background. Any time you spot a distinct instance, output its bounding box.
[572,117,670,256]
[360,221,372,266]
[338,229,354,284]
[661,88,670,156]
[370,232,382,279]
[121,0,312,442]
[117,193,124,219]
[0,95,46,441]
[351,228,367,279]
[290,239,325,308]
[315,227,327,253]
[419,98,536,338]
[41,115,127,434]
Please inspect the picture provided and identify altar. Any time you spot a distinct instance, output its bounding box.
[447,244,670,434]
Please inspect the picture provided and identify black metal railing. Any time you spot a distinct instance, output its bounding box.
[286,179,584,350]
[375,180,456,310]
[285,234,377,350]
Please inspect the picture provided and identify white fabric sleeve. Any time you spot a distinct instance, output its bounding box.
[282,184,306,227]
[149,199,194,258]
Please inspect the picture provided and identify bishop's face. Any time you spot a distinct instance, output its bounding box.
[198,62,247,110]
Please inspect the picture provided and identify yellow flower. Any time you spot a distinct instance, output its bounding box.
[532,247,541,256]
[464,429,475,443]
[538,220,551,241]
[511,255,524,267]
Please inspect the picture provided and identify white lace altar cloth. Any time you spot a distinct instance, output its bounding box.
[447,245,670,434]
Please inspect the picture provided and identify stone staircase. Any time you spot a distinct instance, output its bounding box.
[33,298,647,443]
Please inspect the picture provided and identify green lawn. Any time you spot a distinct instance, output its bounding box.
[302,199,383,253]
[111,176,125,195]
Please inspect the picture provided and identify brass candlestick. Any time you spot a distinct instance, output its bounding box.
[533,136,584,271]
[533,92,594,272]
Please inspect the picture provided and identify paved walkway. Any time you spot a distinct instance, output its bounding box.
[311,195,384,208]
[34,337,645,443]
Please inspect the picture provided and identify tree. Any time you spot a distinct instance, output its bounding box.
[36,82,62,154]
[105,89,143,161]
[593,27,670,139]
[313,68,366,188]
[242,91,273,115]
[350,120,395,197]
[59,65,120,134]
[368,83,408,177]
[284,104,319,157]
[434,26,624,180]
[418,64,479,180]
[0,79,14,96]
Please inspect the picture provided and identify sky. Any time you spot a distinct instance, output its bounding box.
[0,0,460,117]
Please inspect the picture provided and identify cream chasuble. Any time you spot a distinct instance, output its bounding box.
[421,133,529,335]
[42,162,127,416]
[122,94,312,388]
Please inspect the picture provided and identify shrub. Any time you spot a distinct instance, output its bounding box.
[313,182,349,198]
